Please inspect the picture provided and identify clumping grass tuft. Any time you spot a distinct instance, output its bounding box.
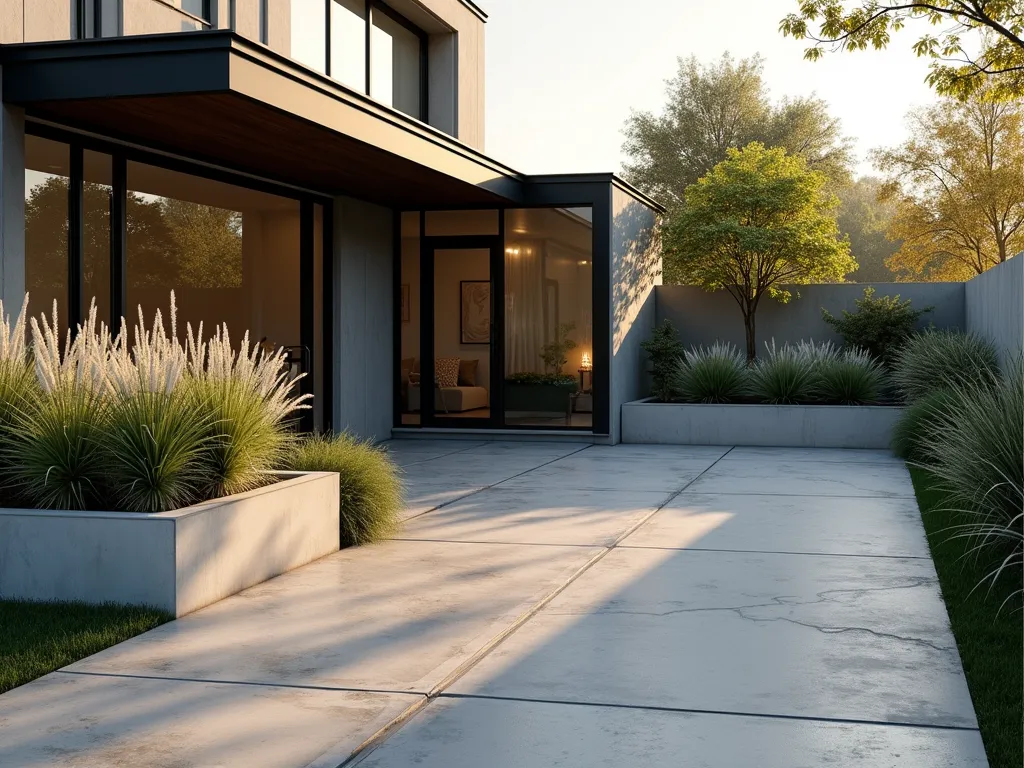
[749,339,821,404]
[890,388,956,461]
[670,342,749,403]
[892,330,1000,402]
[814,348,886,405]
[0,599,171,694]
[283,433,403,547]
[914,358,1023,607]
[909,469,1022,768]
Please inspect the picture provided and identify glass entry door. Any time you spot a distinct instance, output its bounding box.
[419,238,502,428]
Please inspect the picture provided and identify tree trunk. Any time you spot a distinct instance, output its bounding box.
[744,310,756,361]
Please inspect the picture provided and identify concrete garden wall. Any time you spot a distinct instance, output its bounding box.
[656,282,965,352]
[0,471,339,617]
[622,400,903,449]
[965,254,1023,369]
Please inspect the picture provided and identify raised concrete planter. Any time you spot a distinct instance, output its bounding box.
[622,399,904,449]
[0,471,339,617]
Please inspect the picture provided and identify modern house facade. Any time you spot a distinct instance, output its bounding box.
[0,0,662,443]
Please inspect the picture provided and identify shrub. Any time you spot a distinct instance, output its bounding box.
[892,330,1000,402]
[917,360,1023,607]
[815,348,886,405]
[283,433,403,547]
[505,372,577,386]
[749,339,821,404]
[640,319,685,401]
[891,389,956,461]
[822,287,932,366]
[670,342,749,403]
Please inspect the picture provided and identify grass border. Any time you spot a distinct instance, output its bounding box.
[0,599,172,695]
[909,467,1022,768]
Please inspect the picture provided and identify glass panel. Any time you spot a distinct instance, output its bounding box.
[504,208,593,429]
[433,248,490,420]
[24,136,70,340]
[291,0,327,73]
[83,151,111,326]
[424,210,499,236]
[181,0,209,20]
[371,9,422,119]
[125,162,302,388]
[330,0,367,92]
[399,211,420,425]
[313,203,325,431]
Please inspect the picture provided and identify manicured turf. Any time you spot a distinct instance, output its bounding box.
[909,467,1023,768]
[0,600,172,695]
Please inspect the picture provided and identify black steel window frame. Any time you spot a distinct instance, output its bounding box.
[393,201,611,436]
[320,0,428,122]
[25,121,334,432]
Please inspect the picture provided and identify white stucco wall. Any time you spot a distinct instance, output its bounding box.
[334,196,394,441]
[965,254,1023,370]
[609,187,661,443]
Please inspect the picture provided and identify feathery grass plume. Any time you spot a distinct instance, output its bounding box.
[916,358,1023,612]
[814,348,886,405]
[749,339,821,404]
[0,295,37,432]
[185,320,309,497]
[670,342,749,403]
[892,330,1000,403]
[283,433,402,547]
[3,299,110,510]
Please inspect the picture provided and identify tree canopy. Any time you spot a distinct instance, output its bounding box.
[781,1,1024,100]
[873,89,1024,280]
[622,53,853,207]
[837,177,902,282]
[664,142,855,359]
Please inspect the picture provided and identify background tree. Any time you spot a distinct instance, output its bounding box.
[622,53,852,207]
[162,200,243,289]
[837,176,902,282]
[873,89,1024,280]
[781,1,1024,100]
[664,142,856,360]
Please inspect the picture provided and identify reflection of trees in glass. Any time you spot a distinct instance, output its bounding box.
[25,175,244,294]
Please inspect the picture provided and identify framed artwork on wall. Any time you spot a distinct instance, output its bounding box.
[460,280,491,344]
[401,283,410,323]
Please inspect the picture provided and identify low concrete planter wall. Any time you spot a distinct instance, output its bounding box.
[622,399,904,449]
[0,472,339,617]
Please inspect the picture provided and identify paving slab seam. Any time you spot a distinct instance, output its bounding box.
[337,447,740,768]
[385,441,485,467]
[303,695,431,768]
[617,544,932,560]
[676,490,917,499]
[397,444,595,524]
[432,693,983,733]
[54,669,416,697]
[389,537,602,549]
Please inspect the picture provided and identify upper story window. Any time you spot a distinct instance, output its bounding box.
[290,0,426,122]
[181,0,212,22]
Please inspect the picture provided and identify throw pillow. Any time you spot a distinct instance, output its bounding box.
[436,357,460,388]
[458,358,479,387]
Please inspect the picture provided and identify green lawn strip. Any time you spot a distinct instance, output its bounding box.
[908,467,1022,768]
[0,600,172,695]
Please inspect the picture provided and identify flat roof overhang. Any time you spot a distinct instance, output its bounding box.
[0,31,523,207]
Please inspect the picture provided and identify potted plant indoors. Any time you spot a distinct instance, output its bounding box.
[504,322,580,414]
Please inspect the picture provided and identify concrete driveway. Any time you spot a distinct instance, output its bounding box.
[0,442,987,767]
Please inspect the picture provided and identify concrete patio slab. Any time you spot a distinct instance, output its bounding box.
[400,482,484,519]
[449,547,975,728]
[622,493,930,558]
[688,459,915,497]
[356,696,988,768]
[723,447,904,465]
[67,540,603,695]
[400,453,559,487]
[399,487,670,546]
[0,671,421,768]
[498,455,716,492]
[579,444,731,461]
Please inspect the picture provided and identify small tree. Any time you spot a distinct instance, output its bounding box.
[640,319,685,401]
[664,142,855,360]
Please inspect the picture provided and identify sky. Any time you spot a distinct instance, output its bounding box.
[483,0,939,180]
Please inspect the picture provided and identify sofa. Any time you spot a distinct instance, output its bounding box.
[402,357,489,414]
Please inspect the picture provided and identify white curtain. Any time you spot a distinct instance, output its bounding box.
[504,240,545,374]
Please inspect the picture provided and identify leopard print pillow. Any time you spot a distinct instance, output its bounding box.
[436,357,461,388]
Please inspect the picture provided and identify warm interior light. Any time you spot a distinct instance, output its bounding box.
[578,260,589,266]
[581,352,592,370]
